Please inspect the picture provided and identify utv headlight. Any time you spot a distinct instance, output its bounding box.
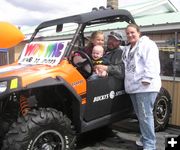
[0,81,7,93]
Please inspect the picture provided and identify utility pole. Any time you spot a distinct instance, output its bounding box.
[107,0,119,9]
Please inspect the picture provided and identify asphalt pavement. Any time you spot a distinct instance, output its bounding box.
[76,118,180,150]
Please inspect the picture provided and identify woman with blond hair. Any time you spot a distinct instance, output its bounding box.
[84,31,105,57]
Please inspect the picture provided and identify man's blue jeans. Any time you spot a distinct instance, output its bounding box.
[130,92,158,150]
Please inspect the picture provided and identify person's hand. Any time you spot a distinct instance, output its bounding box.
[94,64,108,72]
[100,71,108,77]
[94,68,103,76]
[95,68,107,77]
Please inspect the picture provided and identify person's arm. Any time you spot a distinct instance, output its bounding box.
[107,61,124,79]
[107,50,124,79]
[141,40,160,84]
[94,50,124,79]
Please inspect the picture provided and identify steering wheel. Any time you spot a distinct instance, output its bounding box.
[71,50,93,78]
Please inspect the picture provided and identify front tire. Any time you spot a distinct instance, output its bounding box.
[2,108,76,150]
[154,87,172,131]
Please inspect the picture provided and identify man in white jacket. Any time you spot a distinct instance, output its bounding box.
[123,24,161,150]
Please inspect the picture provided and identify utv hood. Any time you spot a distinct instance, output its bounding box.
[0,63,53,78]
[0,60,81,87]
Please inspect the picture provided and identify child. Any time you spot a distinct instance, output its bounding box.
[89,45,110,79]
[84,31,105,57]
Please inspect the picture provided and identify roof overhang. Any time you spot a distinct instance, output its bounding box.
[140,22,180,33]
[123,0,179,18]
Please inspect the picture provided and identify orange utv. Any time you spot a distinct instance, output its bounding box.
[0,7,172,150]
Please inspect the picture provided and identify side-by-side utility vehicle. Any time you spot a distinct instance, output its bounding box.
[0,7,172,150]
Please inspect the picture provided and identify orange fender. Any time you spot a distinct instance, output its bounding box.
[0,22,25,48]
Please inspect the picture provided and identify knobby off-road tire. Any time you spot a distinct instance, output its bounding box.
[2,108,76,150]
[154,87,172,132]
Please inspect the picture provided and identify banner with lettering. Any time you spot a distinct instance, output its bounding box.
[18,41,68,66]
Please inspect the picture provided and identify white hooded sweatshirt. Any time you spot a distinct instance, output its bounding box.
[122,36,161,93]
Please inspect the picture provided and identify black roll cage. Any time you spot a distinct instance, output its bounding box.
[28,8,136,59]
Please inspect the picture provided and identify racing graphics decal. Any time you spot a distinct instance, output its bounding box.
[93,90,125,102]
[71,80,83,87]
[0,64,27,74]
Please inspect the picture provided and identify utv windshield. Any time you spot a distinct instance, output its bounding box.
[32,23,78,41]
[18,23,79,66]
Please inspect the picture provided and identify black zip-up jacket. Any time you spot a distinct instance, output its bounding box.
[104,48,124,79]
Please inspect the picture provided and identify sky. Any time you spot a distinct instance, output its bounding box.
[0,0,180,28]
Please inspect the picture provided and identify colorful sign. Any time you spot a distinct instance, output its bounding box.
[18,41,68,66]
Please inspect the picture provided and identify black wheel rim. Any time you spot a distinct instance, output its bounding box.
[31,130,64,150]
[155,96,168,124]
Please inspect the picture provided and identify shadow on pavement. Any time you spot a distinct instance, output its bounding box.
[75,118,180,150]
[76,119,142,150]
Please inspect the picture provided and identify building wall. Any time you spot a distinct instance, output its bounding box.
[162,79,180,127]
[0,47,15,66]
[145,31,180,127]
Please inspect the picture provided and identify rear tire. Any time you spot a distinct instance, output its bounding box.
[154,87,172,131]
[2,108,76,150]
